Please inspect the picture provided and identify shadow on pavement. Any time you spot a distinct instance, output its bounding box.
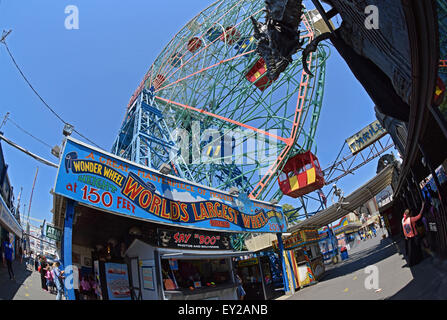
[385,237,447,300]
[0,260,33,300]
[319,237,398,282]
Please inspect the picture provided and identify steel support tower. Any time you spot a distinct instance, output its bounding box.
[111,87,193,181]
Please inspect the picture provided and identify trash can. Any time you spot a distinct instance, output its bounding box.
[340,247,349,261]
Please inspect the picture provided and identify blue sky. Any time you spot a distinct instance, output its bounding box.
[0,0,394,227]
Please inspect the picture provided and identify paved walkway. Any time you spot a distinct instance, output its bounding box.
[278,231,447,300]
[0,259,57,300]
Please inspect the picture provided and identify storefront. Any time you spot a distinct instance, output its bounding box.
[0,142,22,260]
[0,189,22,260]
[52,137,289,300]
[123,228,251,300]
[233,250,283,300]
[272,229,324,290]
[318,228,338,263]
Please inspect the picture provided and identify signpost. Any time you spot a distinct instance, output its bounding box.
[345,120,387,155]
[45,224,62,241]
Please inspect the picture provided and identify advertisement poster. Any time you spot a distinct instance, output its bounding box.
[345,120,387,155]
[157,228,231,250]
[54,137,287,234]
[436,1,447,120]
[142,266,155,291]
[93,260,103,300]
[104,263,131,300]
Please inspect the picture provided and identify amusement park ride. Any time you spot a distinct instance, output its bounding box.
[110,0,395,249]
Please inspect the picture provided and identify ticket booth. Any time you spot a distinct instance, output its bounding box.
[235,255,279,300]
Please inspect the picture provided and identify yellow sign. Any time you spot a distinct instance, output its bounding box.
[237,257,258,267]
[272,229,320,250]
[346,120,387,155]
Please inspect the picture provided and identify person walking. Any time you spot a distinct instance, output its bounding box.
[34,254,39,271]
[18,246,23,264]
[80,275,91,300]
[402,202,425,267]
[2,238,15,280]
[234,270,246,300]
[371,225,377,237]
[52,261,65,300]
[88,274,97,300]
[40,257,48,291]
[28,251,34,270]
[45,265,55,294]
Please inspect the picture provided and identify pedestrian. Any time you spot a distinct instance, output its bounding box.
[18,246,23,264]
[29,251,34,270]
[80,275,91,300]
[2,238,15,280]
[234,270,246,300]
[40,257,48,291]
[402,202,425,267]
[88,274,97,300]
[371,225,377,237]
[45,265,55,294]
[52,261,65,300]
[35,254,39,271]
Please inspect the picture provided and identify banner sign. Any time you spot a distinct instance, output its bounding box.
[345,120,387,155]
[157,228,231,250]
[46,224,62,242]
[0,193,22,238]
[435,2,447,120]
[272,229,320,250]
[237,257,259,267]
[54,138,287,233]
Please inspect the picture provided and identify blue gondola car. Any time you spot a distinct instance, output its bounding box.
[234,36,256,57]
[206,26,223,42]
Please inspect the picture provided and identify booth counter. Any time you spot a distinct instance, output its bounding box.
[125,239,250,300]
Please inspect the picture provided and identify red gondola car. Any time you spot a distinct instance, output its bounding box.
[245,58,278,91]
[220,26,240,45]
[187,37,203,53]
[278,151,325,198]
[153,74,166,90]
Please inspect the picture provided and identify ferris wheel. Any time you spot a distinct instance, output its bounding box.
[113,0,330,248]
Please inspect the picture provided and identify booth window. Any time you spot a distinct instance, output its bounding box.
[260,259,272,285]
[278,172,287,182]
[239,263,262,284]
[294,249,305,263]
[161,258,232,291]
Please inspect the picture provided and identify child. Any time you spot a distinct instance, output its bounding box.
[80,275,91,300]
[45,266,55,294]
[88,274,97,300]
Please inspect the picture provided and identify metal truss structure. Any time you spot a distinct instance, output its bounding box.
[112,0,330,250]
[323,135,395,186]
[111,87,194,181]
[284,135,395,225]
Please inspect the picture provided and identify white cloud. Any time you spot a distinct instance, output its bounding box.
[160,188,206,203]
[209,196,234,206]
